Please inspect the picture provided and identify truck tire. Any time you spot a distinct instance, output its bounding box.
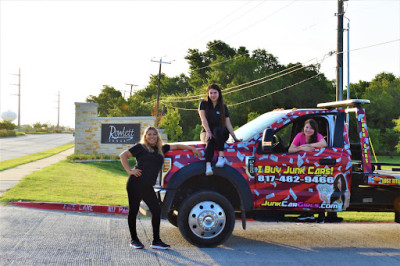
[167,210,178,227]
[177,191,235,247]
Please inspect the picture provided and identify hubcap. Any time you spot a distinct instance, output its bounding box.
[188,201,226,239]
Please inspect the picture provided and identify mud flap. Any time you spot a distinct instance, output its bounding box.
[241,208,246,230]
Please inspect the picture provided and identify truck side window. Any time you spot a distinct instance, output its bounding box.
[276,123,293,149]
[260,123,293,154]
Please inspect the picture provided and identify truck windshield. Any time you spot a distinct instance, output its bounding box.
[233,110,291,141]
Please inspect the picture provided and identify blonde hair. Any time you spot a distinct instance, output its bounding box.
[140,126,164,156]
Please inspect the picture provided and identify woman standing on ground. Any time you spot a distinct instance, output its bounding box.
[198,84,241,176]
[120,126,201,250]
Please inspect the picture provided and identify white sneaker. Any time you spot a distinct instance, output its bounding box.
[215,156,225,168]
[205,165,213,176]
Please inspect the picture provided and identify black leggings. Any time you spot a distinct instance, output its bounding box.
[126,177,161,241]
[201,126,229,163]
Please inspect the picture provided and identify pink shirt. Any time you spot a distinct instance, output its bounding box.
[292,132,324,146]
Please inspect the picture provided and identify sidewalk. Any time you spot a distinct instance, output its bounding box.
[0,148,131,216]
[0,148,74,196]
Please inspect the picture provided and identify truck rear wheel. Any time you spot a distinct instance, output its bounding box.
[177,191,235,247]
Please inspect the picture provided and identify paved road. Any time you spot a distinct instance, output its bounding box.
[0,133,74,161]
[1,206,399,265]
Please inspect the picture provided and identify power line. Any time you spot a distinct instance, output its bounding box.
[185,0,257,48]
[156,38,397,105]
[162,64,309,104]
[146,63,306,105]
[338,38,400,55]
[190,53,246,72]
[164,71,329,111]
[208,0,298,50]
[156,51,332,104]
[229,73,323,107]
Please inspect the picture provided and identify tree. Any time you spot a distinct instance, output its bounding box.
[363,73,400,132]
[393,117,400,153]
[87,86,124,117]
[247,112,260,122]
[0,121,17,130]
[159,108,183,142]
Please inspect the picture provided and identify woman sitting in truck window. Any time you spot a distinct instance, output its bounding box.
[198,84,241,176]
[288,118,327,153]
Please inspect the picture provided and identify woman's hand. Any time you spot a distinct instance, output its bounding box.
[206,131,213,141]
[128,168,142,177]
[234,137,242,142]
[191,148,202,159]
[298,144,315,152]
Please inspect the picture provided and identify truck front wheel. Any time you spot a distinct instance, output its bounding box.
[177,191,235,247]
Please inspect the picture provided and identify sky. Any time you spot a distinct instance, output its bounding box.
[1,0,399,128]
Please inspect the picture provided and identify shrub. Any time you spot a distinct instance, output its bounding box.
[0,121,17,130]
[0,129,16,137]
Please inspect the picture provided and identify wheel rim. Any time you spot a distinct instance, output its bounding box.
[188,201,226,239]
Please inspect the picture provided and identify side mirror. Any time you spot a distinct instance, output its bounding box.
[262,128,274,153]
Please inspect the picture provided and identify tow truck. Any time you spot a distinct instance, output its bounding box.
[152,99,400,247]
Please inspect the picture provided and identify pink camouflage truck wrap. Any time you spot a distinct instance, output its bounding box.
[153,99,400,247]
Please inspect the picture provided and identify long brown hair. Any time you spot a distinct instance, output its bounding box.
[303,118,318,144]
[330,174,347,204]
[139,126,165,156]
[204,84,226,127]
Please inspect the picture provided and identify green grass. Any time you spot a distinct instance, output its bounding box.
[286,211,395,223]
[371,156,400,170]
[339,211,395,222]
[68,153,120,161]
[0,160,132,206]
[0,143,74,171]
[372,156,400,164]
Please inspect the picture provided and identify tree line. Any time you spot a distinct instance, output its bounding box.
[86,40,400,155]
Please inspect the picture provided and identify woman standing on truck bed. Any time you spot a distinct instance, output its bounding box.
[198,84,241,176]
[120,126,201,250]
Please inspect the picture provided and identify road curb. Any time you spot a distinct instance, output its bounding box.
[9,201,129,215]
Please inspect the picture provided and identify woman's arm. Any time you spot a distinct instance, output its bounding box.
[309,138,328,148]
[288,143,300,153]
[344,190,350,209]
[225,117,241,142]
[288,143,315,153]
[199,110,212,140]
[119,150,142,177]
[169,144,202,158]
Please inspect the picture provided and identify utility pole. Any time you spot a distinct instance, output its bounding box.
[57,91,60,129]
[151,58,171,125]
[345,17,350,124]
[11,68,21,131]
[126,83,138,97]
[336,0,345,101]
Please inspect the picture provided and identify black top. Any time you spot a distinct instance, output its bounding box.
[199,100,230,132]
[128,144,170,186]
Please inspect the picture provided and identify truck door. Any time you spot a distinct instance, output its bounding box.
[253,114,351,212]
